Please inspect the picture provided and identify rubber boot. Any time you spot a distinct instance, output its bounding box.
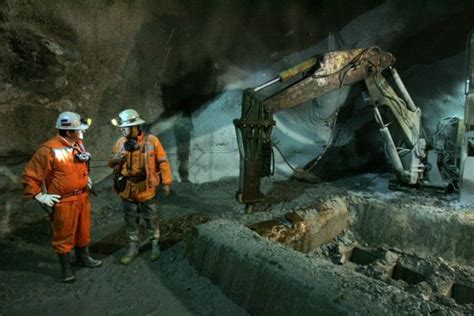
[57,252,75,283]
[150,239,161,262]
[120,241,139,265]
[75,246,102,268]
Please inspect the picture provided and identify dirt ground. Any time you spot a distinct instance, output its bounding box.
[0,178,247,315]
[0,173,472,315]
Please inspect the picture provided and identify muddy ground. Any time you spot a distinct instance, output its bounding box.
[0,173,473,315]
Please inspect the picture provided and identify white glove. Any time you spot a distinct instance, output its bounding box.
[35,192,61,207]
[87,176,92,190]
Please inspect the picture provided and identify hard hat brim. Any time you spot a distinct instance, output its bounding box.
[117,117,146,127]
[55,123,90,130]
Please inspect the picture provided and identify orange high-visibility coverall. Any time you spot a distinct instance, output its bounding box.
[109,133,172,202]
[21,135,91,254]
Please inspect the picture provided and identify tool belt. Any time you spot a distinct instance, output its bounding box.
[114,174,147,193]
[126,175,147,183]
[61,187,88,199]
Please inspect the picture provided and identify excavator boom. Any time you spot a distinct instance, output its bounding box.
[264,47,394,112]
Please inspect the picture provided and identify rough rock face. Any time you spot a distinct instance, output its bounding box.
[0,0,473,235]
[0,1,149,157]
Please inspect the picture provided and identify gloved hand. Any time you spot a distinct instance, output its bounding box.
[162,184,171,197]
[35,192,61,207]
[110,152,126,165]
[76,151,92,162]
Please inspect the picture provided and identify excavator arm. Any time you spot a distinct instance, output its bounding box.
[234,46,456,211]
[262,47,394,113]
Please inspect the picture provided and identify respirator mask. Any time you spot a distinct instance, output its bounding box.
[123,139,139,152]
[75,151,91,162]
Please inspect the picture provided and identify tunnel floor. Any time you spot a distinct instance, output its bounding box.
[247,197,474,314]
[0,173,473,315]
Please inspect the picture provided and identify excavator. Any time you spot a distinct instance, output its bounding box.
[234,34,474,212]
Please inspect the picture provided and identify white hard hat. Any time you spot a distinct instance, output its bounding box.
[114,109,146,127]
[55,112,90,130]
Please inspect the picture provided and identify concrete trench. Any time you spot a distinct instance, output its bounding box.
[186,197,474,315]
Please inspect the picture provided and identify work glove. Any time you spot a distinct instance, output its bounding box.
[162,184,171,197]
[35,192,61,207]
[76,151,92,162]
[110,152,126,165]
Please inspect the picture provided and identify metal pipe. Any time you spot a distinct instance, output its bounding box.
[374,107,404,173]
[254,57,319,92]
[373,106,385,127]
[254,77,280,92]
[379,127,405,173]
[389,67,417,111]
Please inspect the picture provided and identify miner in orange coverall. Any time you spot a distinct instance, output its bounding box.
[109,109,172,265]
[21,112,102,283]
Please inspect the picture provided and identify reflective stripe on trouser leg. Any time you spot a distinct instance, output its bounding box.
[140,199,160,240]
[123,200,140,242]
[51,195,91,253]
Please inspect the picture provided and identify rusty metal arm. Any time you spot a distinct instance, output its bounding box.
[234,47,396,210]
[262,47,395,113]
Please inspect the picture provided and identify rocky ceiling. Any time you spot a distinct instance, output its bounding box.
[0,0,473,186]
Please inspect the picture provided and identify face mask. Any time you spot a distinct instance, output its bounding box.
[77,130,84,140]
[123,139,139,152]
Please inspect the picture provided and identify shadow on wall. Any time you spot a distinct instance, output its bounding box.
[173,115,193,182]
[93,38,228,183]
[95,0,474,184]
[309,86,387,181]
[107,12,227,181]
[157,58,223,181]
[392,9,474,71]
[159,58,223,118]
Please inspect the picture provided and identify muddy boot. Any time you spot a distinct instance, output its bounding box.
[120,241,139,265]
[57,252,75,283]
[150,239,161,262]
[75,246,102,268]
